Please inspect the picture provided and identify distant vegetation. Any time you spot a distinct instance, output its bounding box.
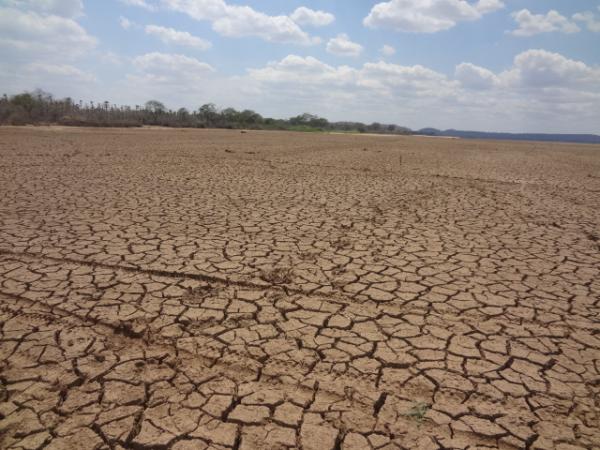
[2,90,598,143]
[418,128,600,144]
[0,90,411,135]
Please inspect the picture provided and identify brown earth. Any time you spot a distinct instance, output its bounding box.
[0,126,599,450]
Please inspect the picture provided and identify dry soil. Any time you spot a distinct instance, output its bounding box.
[0,127,599,450]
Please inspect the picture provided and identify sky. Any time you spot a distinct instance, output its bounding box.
[1,0,599,133]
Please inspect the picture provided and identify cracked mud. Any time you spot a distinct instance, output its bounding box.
[0,127,599,450]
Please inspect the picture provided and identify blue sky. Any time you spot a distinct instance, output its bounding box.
[1,0,599,133]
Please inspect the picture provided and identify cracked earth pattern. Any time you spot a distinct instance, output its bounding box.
[0,127,599,450]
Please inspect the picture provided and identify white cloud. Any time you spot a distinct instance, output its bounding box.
[119,16,134,29]
[145,25,212,49]
[0,7,96,61]
[119,0,156,11]
[3,0,83,18]
[501,49,600,89]
[25,62,96,82]
[243,50,600,133]
[0,2,99,101]
[326,34,363,57]
[132,52,215,85]
[475,0,504,15]
[162,0,319,45]
[248,55,356,86]
[380,44,396,56]
[573,10,600,33]
[510,9,580,37]
[363,0,504,33]
[249,55,454,97]
[358,61,453,94]
[455,62,498,89]
[290,7,334,27]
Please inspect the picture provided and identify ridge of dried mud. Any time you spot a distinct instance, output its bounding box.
[0,127,599,450]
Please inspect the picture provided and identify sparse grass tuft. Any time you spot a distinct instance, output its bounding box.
[404,402,430,424]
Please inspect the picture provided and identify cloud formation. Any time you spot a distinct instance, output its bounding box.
[455,62,498,90]
[132,52,214,78]
[510,9,580,36]
[573,7,600,33]
[161,0,320,45]
[245,49,599,131]
[326,34,363,57]
[119,0,156,11]
[145,25,212,49]
[0,7,96,61]
[290,7,334,27]
[364,0,504,33]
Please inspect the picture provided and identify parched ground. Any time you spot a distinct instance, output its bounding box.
[0,126,599,450]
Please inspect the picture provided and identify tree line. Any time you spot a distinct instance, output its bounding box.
[0,90,412,135]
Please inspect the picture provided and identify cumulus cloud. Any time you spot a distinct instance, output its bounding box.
[326,34,363,57]
[510,9,580,36]
[133,52,214,77]
[0,1,99,101]
[161,0,319,45]
[0,7,96,61]
[475,0,504,14]
[501,49,600,89]
[244,49,600,132]
[290,7,334,27]
[119,0,156,11]
[380,45,396,56]
[249,55,453,96]
[455,62,498,89]
[358,61,453,95]
[363,0,504,33]
[248,55,356,86]
[573,9,600,33]
[145,25,211,49]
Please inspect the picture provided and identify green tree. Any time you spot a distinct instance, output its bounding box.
[145,100,166,113]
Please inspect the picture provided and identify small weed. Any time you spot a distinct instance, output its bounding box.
[404,402,430,424]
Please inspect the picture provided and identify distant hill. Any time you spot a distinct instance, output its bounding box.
[417,128,600,144]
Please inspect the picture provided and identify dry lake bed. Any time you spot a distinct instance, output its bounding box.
[1,126,599,450]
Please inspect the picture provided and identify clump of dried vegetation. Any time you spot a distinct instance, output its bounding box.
[260,267,294,284]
